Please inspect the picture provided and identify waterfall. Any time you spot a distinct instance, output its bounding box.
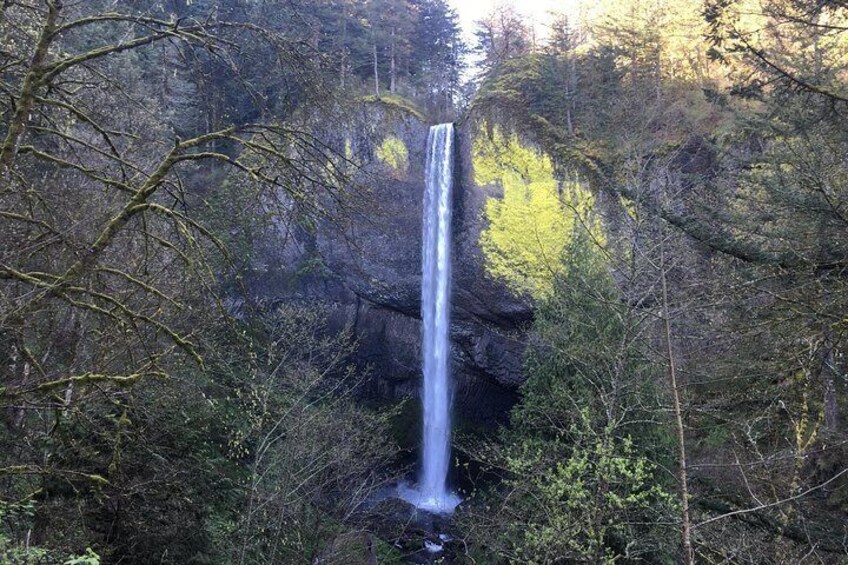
[398,123,460,514]
[420,122,454,510]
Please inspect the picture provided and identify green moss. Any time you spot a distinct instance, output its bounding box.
[375,135,409,176]
[375,539,405,564]
[474,126,603,298]
[359,94,426,122]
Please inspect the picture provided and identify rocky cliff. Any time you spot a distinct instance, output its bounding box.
[245,100,531,423]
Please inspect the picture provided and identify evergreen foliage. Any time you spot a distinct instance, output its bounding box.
[465,0,848,562]
[462,236,676,563]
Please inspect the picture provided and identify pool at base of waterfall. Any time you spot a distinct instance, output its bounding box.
[396,481,462,514]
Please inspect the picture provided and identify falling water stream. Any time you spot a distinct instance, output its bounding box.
[398,123,460,514]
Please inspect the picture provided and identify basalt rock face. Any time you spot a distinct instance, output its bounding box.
[247,102,531,424]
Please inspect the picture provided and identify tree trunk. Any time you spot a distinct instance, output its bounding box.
[373,39,380,97]
[654,0,662,102]
[0,0,61,173]
[567,54,576,136]
[390,26,396,93]
[340,18,347,89]
[821,331,841,431]
[661,238,694,565]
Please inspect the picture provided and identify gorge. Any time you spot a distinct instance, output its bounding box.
[1,1,847,563]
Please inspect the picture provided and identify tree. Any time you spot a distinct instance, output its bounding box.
[227,305,398,565]
[545,13,586,136]
[0,0,358,559]
[466,0,848,557]
[474,3,531,71]
[462,231,677,563]
[410,0,465,115]
[360,0,416,96]
[705,0,848,107]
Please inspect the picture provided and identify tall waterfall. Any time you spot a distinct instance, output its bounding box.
[420,123,454,511]
[399,123,460,514]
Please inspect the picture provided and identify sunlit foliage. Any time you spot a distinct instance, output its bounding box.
[375,135,410,176]
[461,237,676,563]
[705,0,848,100]
[474,126,600,298]
[591,0,717,85]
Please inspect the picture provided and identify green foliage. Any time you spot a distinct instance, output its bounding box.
[375,135,410,176]
[0,501,45,564]
[375,538,405,563]
[724,114,848,264]
[463,233,675,563]
[0,545,49,565]
[475,126,600,298]
[63,549,100,565]
[212,303,400,564]
[0,503,101,564]
[0,301,396,564]
[470,4,848,559]
[359,94,427,122]
[504,419,674,564]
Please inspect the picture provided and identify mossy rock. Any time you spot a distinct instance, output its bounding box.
[359,94,427,123]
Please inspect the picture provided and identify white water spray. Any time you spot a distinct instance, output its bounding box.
[399,123,460,513]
